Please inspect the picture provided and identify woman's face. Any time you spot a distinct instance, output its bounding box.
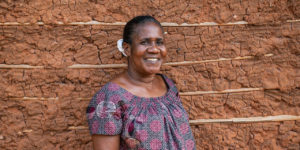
[127,22,167,75]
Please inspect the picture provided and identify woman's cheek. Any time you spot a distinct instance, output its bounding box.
[161,48,167,58]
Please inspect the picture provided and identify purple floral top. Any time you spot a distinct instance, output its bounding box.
[86,74,195,150]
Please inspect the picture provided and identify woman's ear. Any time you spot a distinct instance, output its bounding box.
[123,42,131,57]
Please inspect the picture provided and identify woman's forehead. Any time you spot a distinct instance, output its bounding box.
[133,22,163,39]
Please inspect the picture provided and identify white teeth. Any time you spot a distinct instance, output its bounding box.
[146,58,158,61]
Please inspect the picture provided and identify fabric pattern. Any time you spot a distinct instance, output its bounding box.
[86,74,195,150]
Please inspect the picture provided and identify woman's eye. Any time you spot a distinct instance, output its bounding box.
[140,41,147,45]
[156,41,164,45]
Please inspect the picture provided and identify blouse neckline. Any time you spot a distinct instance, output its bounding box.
[108,74,171,100]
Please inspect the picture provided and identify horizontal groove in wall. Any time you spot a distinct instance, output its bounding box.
[68,63,127,69]
[162,21,249,26]
[0,64,44,69]
[189,115,300,125]
[22,129,33,133]
[68,126,88,130]
[0,21,248,26]
[164,54,273,66]
[8,97,59,101]
[70,54,275,69]
[0,19,299,26]
[287,19,300,23]
[180,88,264,96]
[76,98,92,101]
[60,115,300,131]
[7,87,265,101]
[0,54,273,69]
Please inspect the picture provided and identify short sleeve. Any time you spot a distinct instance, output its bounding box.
[86,85,123,135]
[163,75,181,100]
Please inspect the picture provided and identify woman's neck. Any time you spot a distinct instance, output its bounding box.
[126,68,156,87]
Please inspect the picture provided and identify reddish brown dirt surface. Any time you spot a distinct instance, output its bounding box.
[0,0,299,149]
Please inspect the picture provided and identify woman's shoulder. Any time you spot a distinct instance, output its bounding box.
[94,82,119,93]
[94,73,127,95]
[89,81,125,106]
[159,74,177,88]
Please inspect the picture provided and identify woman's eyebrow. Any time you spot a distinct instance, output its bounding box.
[140,37,164,41]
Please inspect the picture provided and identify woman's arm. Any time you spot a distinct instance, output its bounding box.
[92,134,120,150]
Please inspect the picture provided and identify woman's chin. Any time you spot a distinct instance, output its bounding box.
[144,68,161,75]
[133,62,163,75]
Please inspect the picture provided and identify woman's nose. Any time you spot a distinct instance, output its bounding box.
[147,43,160,53]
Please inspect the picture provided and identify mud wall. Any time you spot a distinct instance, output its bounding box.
[0,0,299,149]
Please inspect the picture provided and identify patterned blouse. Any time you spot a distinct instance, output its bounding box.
[86,74,195,150]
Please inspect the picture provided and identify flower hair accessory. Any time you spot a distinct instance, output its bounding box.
[117,39,127,57]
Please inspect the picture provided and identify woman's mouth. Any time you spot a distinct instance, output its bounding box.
[144,58,160,63]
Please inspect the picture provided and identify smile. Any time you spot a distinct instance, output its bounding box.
[144,58,161,63]
[145,58,159,62]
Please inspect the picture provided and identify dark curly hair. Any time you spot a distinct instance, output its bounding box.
[123,15,163,44]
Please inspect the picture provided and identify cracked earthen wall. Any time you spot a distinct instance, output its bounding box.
[0,0,300,149]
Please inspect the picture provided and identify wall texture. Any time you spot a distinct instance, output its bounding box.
[0,0,299,149]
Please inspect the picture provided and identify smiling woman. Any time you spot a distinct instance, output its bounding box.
[126,22,167,76]
[86,16,195,150]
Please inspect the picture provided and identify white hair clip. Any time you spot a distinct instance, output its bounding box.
[117,39,127,57]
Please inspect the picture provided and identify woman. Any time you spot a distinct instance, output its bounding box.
[86,16,195,150]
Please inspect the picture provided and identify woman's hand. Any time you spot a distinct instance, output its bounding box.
[92,134,120,150]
